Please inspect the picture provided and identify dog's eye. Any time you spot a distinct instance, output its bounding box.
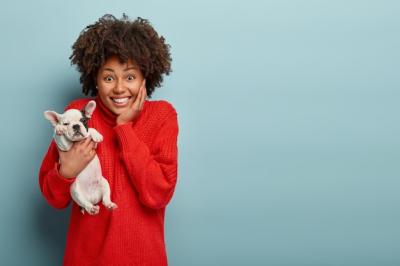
[80,118,87,123]
[63,123,69,126]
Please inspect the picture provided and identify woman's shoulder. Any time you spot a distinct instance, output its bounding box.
[146,99,177,117]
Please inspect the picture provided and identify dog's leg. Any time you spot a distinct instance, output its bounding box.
[70,182,100,215]
[100,177,118,211]
[88,128,103,143]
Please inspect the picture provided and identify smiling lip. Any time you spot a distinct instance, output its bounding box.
[110,96,131,106]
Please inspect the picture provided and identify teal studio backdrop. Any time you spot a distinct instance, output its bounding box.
[0,0,399,265]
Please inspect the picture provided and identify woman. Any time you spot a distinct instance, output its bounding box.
[39,14,179,266]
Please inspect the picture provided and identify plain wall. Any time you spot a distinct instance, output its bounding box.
[0,0,399,265]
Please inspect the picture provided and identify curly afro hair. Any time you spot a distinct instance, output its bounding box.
[69,14,172,98]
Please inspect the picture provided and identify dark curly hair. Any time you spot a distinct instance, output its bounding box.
[69,14,172,98]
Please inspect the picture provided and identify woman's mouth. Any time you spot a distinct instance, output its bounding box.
[110,97,131,107]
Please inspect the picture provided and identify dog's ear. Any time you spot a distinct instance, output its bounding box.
[44,111,61,127]
[83,100,96,118]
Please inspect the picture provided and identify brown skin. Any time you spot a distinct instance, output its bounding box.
[116,82,146,125]
[58,137,96,178]
[58,56,148,178]
[70,14,172,98]
[96,55,147,124]
[61,14,170,179]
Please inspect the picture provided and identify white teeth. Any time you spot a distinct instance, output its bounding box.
[112,97,129,103]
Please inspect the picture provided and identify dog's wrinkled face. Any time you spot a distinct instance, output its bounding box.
[59,109,89,141]
[44,100,96,142]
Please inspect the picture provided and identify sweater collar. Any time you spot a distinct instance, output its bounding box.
[94,95,148,127]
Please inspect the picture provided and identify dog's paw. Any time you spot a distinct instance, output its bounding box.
[55,125,67,136]
[82,205,100,215]
[89,205,100,215]
[90,130,103,143]
[104,202,118,211]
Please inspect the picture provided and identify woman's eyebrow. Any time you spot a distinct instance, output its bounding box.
[102,67,137,72]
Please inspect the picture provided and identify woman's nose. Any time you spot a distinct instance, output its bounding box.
[113,79,124,93]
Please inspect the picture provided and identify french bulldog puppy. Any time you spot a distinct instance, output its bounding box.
[44,100,117,215]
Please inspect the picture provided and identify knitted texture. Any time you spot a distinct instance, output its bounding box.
[39,96,179,266]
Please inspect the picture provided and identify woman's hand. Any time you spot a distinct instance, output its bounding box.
[116,79,147,125]
[58,137,97,178]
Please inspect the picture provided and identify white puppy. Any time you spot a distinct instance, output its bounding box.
[44,100,117,215]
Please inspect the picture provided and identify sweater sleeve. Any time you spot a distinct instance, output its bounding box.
[38,140,76,209]
[113,112,179,209]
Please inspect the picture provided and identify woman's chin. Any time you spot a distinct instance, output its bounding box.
[108,106,126,116]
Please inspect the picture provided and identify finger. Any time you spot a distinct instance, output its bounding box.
[138,79,145,96]
[90,148,96,158]
[81,137,92,148]
[133,84,143,109]
[139,86,146,109]
[77,136,90,144]
[139,79,147,105]
[141,79,146,89]
[85,140,96,149]
[85,144,96,155]
[134,87,142,107]
[138,85,145,107]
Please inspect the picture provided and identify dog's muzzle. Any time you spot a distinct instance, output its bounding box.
[72,125,84,137]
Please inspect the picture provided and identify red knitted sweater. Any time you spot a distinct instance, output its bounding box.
[39,96,179,266]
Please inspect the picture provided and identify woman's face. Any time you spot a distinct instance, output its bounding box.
[96,55,144,115]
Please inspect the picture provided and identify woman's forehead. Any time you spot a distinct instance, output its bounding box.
[100,56,139,71]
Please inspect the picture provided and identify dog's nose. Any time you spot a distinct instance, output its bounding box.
[73,124,80,131]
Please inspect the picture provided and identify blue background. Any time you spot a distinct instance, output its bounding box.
[0,0,399,265]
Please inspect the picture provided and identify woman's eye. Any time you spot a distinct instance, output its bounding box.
[63,123,69,126]
[127,75,135,81]
[104,76,113,82]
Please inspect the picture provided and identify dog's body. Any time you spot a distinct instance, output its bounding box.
[44,100,117,215]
